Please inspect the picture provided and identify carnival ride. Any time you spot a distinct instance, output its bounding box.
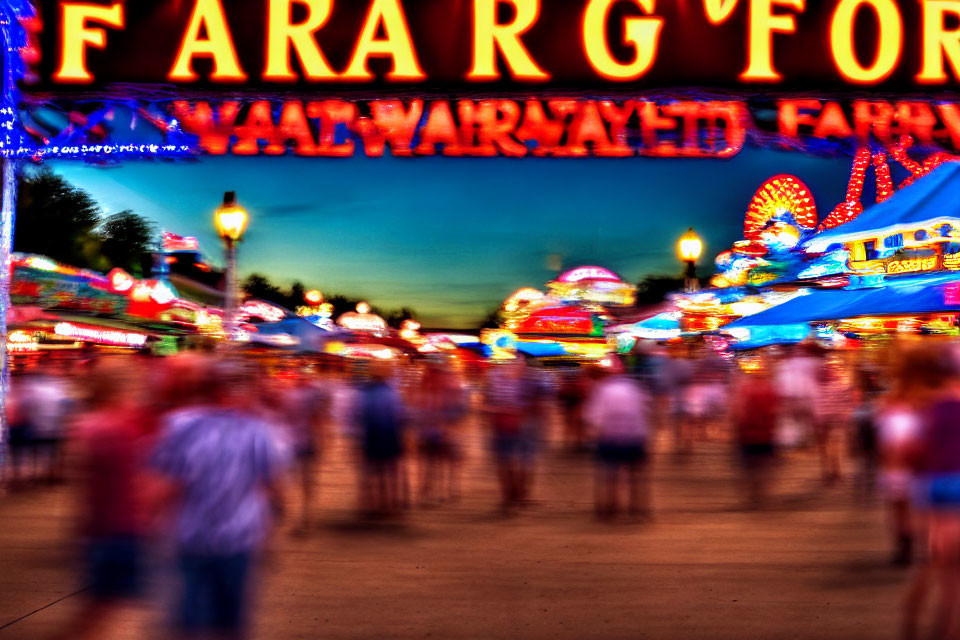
[685,142,960,350]
[483,266,636,361]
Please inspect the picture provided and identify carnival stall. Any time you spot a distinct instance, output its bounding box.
[5,249,320,357]
[8,253,193,355]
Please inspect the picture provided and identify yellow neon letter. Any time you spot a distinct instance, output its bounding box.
[830,0,902,84]
[740,0,805,82]
[583,0,663,81]
[169,0,246,82]
[468,0,548,81]
[342,0,425,81]
[54,2,124,83]
[918,0,960,84]
[265,0,336,81]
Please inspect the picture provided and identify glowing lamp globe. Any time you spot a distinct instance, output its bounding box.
[108,268,135,293]
[214,192,249,242]
[356,301,371,314]
[679,228,703,262]
[305,289,323,305]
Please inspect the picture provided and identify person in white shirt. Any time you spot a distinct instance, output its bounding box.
[584,361,651,520]
[774,342,823,448]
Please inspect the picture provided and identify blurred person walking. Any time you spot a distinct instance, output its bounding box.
[484,358,546,514]
[19,361,73,484]
[877,350,935,566]
[55,358,152,640]
[557,367,590,452]
[816,359,853,485]
[682,350,729,446]
[412,361,467,505]
[279,370,328,534]
[4,379,31,489]
[774,342,821,450]
[730,364,780,509]
[852,364,883,495]
[584,360,652,520]
[661,344,694,455]
[150,357,291,640]
[902,348,960,640]
[354,360,407,516]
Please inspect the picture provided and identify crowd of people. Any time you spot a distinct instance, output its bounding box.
[2,338,960,638]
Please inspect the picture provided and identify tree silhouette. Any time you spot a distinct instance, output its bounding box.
[288,281,306,309]
[98,210,156,276]
[15,168,104,270]
[243,273,285,306]
[635,275,690,306]
[384,306,415,328]
[477,307,502,329]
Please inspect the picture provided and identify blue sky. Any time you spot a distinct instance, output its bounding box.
[51,148,855,328]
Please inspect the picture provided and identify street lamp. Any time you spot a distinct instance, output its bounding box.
[678,227,702,292]
[214,191,248,340]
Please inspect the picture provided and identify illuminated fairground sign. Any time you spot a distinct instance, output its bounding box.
[12,1,960,159]
[161,232,200,253]
[24,1,960,92]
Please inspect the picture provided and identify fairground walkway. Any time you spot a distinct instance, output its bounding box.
[0,417,905,639]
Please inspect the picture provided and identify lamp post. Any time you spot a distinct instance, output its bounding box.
[678,227,703,293]
[214,191,248,341]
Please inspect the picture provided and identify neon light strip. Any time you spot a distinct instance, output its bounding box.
[53,322,147,347]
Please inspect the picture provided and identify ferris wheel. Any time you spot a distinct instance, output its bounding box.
[743,174,818,244]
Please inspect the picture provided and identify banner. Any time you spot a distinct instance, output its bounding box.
[20,0,960,94]
[10,96,960,160]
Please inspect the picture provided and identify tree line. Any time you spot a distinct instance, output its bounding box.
[242,273,416,329]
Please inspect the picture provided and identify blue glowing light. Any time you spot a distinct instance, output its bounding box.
[0,1,198,161]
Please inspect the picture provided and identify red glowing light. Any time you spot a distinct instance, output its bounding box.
[873,152,894,203]
[731,240,769,257]
[818,147,870,231]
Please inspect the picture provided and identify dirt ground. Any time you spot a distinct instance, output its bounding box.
[0,417,913,639]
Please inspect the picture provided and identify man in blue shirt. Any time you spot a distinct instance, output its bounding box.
[151,357,291,639]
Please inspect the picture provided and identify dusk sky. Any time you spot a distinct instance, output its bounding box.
[50,149,857,328]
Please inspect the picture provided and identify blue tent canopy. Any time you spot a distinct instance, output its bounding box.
[805,162,960,252]
[723,271,960,328]
[727,324,811,350]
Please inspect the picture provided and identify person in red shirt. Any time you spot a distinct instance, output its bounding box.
[57,357,152,640]
[730,364,780,509]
